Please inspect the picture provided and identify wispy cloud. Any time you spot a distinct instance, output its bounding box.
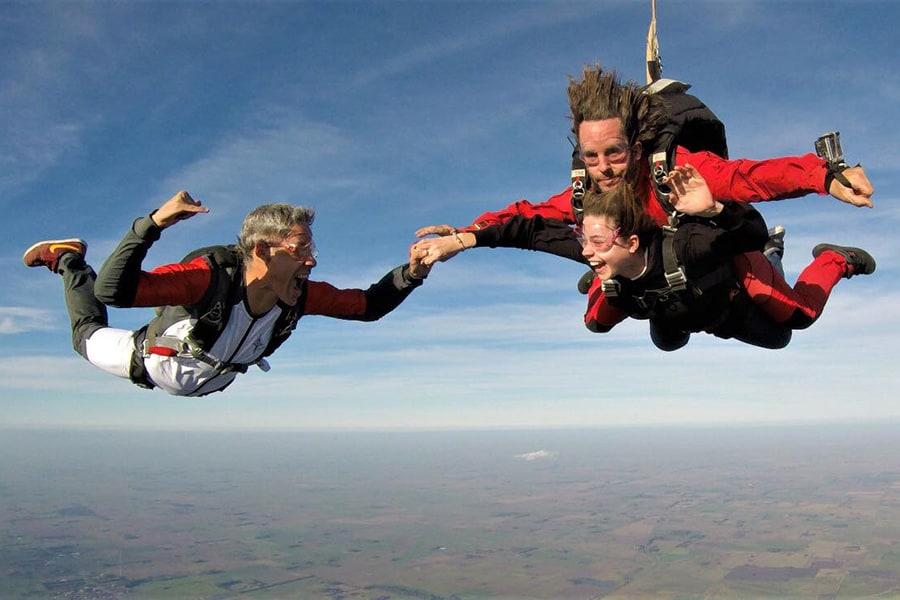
[514,449,557,461]
[0,307,58,335]
[348,4,593,88]
[0,36,93,196]
[156,113,359,212]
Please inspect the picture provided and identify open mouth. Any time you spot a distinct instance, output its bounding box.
[589,261,609,277]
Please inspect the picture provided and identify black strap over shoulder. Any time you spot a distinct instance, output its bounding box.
[184,245,242,349]
[570,143,588,225]
[144,245,243,351]
[644,79,728,217]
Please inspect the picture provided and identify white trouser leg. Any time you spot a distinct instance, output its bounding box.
[83,327,136,380]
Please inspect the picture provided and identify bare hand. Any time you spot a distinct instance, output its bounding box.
[412,226,473,266]
[415,224,458,237]
[662,164,720,217]
[407,242,432,279]
[151,190,210,229]
[828,165,874,208]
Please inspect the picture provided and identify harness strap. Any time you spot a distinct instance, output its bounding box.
[661,225,688,292]
[826,162,854,189]
[570,143,588,224]
[649,151,675,215]
[143,335,270,375]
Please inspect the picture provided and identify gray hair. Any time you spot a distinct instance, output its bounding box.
[236,203,315,265]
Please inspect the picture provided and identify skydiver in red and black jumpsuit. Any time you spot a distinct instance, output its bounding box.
[411,65,874,348]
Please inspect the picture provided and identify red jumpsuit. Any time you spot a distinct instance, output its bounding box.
[464,148,845,329]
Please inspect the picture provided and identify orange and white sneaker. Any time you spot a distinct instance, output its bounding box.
[22,239,87,273]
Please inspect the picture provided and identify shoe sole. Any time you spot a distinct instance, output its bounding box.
[22,238,87,266]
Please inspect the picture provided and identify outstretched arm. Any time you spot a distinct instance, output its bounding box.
[302,240,430,321]
[95,191,211,307]
[414,215,585,267]
[462,189,576,230]
[411,187,578,265]
[679,148,874,208]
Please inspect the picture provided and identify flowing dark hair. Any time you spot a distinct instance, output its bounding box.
[567,63,670,186]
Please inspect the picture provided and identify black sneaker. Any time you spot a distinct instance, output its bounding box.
[812,243,876,279]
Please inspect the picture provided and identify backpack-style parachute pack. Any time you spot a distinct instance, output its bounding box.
[643,78,728,217]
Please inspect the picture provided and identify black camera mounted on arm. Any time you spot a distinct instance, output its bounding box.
[815,131,855,189]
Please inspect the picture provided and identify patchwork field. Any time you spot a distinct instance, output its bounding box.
[2,424,899,598]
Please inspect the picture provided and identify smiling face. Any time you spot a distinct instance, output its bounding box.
[579,213,643,281]
[577,118,640,193]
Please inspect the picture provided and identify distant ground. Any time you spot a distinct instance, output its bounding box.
[2,424,899,599]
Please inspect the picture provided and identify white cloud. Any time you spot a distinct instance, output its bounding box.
[514,449,557,461]
[0,307,59,335]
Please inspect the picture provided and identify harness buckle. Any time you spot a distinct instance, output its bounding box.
[650,151,668,181]
[601,279,620,298]
[665,268,689,292]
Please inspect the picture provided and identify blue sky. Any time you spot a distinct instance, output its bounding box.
[2,1,897,431]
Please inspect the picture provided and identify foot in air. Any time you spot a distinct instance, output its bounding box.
[812,243,876,279]
[23,239,87,273]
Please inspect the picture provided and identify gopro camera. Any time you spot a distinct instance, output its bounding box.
[815,131,847,166]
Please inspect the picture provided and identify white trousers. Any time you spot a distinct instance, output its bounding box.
[83,327,136,380]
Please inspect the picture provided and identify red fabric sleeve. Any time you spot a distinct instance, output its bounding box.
[677,148,828,203]
[462,188,575,231]
[131,256,212,307]
[463,150,827,233]
[302,281,368,317]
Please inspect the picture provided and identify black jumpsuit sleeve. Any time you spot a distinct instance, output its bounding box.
[360,265,425,321]
[471,215,586,264]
